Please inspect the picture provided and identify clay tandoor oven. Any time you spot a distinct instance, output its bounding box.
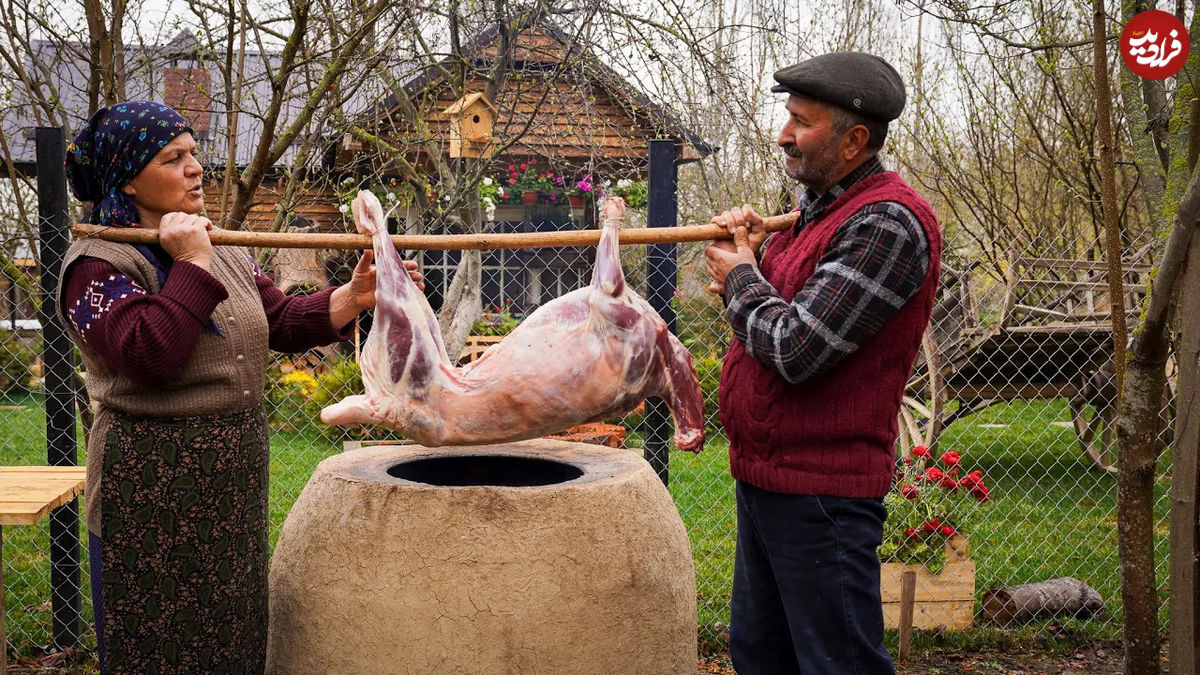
[266,439,696,674]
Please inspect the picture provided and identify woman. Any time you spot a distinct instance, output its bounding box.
[57,100,422,674]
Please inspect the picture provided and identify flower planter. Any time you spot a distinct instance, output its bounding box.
[521,190,539,206]
[568,194,586,208]
[880,535,975,631]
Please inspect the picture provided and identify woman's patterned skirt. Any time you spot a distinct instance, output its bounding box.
[90,406,269,675]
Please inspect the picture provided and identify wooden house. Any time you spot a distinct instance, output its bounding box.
[6,21,715,318]
[356,18,716,315]
[4,32,349,296]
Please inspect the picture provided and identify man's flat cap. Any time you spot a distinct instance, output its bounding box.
[772,52,906,122]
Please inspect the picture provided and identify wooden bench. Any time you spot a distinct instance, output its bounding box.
[0,466,86,674]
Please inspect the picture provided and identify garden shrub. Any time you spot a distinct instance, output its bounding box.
[693,355,724,433]
[265,365,319,432]
[303,355,407,443]
[0,330,36,394]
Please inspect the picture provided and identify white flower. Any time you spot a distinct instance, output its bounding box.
[338,204,350,214]
[442,194,451,202]
[485,205,496,221]
[497,187,505,196]
[387,191,397,202]
[483,177,494,186]
[617,178,632,188]
[482,197,494,207]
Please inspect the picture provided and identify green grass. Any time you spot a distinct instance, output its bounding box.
[0,393,1174,663]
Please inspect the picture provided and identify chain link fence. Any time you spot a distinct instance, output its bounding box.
[0,208,1176,661]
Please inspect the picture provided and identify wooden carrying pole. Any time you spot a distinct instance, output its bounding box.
[71,212,798,251]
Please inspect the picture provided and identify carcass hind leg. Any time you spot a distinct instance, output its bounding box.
[590,210,626,297]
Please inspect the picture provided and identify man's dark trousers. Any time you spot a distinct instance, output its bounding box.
[730,480,894,675]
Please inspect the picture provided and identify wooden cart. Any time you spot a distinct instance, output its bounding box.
[899,249,1170,473]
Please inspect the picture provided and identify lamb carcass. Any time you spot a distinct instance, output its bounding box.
[320,190,705,452]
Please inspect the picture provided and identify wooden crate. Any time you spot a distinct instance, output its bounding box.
[880,535,975,631]
[545,422,627,448]
[458,335,504,364]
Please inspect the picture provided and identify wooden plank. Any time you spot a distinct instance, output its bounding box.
[0,466,86,475]
[1,525,5,674]
[882,600,975,631]
[1000,322,1118,334]
[0,485,83,501]
[0,502,58,526]
[0,468,86,525]
[898,570,917,662]
[880,561,976,602]
[946,384,1080,401]
[1018,278,1148,292]
[1015,257,1153,273]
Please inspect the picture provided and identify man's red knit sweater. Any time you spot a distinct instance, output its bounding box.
[719,171,942,497]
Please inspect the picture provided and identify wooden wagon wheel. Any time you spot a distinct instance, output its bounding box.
[1068,374,1174,475]
[1068,396,1118,474]
[897,335,946,454]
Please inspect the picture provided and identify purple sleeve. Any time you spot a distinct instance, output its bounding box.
[61,257,229,386]
[251,258,353,353]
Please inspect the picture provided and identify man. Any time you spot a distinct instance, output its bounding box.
[705,52,942,674]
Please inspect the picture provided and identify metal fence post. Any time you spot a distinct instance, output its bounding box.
[643,139,678,486]
[35,126,82,649]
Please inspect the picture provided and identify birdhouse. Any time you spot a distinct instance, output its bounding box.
[444,92,497,159]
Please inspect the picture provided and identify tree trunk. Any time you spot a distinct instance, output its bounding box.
[437,247,481,360]
[83,0,126,111]
[1169,212,1200,673]
[1094,2,1159,671]
[1116,160,1200,675]
[1116,340,1169,675]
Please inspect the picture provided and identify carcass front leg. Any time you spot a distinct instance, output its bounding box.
[655,326,706,452]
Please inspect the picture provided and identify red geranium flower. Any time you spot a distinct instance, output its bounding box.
[921,518,941,534]
[520,163,528,170]
[938,524,957,537]
[940,451,961,466]
[901,485,919,500]
[970,482,990,503]
[959,470,984,488]
[939,476,959,491]
[924,467,945,483]
[904,527,919,539]
[903,455,914,464]
[912,445,930,458]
